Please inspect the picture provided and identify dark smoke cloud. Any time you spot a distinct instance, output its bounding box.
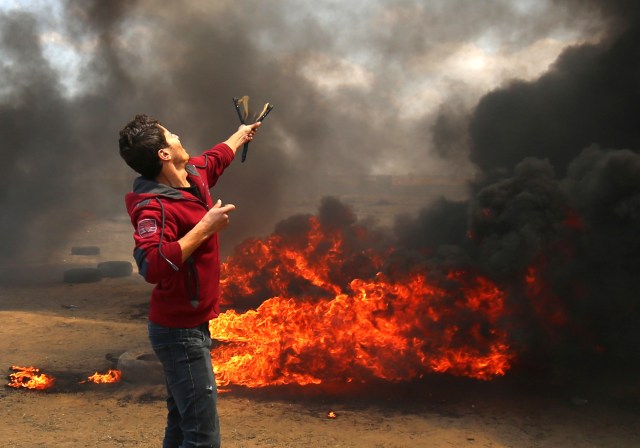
[1,0,638,375]
[0,10,78,261]
[0,1,316,267]
[469,24,640,179]
[412,0,640,372]
[1,0,599,268]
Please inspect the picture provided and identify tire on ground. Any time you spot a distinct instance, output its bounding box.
[70,246,100,255]
[97,261,133,278]
[63,268,103,284]
[117,350,164,384]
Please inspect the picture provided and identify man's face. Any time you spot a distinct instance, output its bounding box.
[160,126,189,164]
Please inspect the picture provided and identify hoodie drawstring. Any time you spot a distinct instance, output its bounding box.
[156,198,179,271]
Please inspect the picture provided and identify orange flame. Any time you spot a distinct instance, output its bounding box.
[220,216,385,308]
[212,271,513,387]
[82,369,122,384]
[7,365,55,390]
[213,213,515,388]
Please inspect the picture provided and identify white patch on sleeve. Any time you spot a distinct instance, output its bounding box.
[137,218,158,238]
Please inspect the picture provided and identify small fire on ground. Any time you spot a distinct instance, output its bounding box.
[7,366,55,391]
[80,369,122,384]
[6,365,121,391]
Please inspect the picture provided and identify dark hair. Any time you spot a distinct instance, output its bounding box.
[118,114,167,179]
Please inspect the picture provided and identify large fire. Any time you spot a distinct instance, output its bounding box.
[213,213,515,388]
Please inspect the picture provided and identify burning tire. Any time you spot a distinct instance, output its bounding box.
[97,261,133,278]
[63,268,103,284]
[70,246,100,255]
[117,350,164,385]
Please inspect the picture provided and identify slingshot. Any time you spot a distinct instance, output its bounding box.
[232,96,274,162]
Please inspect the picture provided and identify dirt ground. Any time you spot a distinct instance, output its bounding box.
[1,217,640,447]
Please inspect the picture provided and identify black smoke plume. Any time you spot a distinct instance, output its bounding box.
[421,0,640,373]
[0,0,608,269]
[1,0,639,378]
[219,0,638,376]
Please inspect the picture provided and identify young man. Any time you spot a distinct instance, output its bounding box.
[119,114,260,447]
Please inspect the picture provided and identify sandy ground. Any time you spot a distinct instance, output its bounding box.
[1,216,640,447]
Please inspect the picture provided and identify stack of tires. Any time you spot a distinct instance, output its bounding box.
[63,246,133,284]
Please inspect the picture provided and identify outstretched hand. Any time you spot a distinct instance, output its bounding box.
[225,122,261,152]
[238,122,261,145]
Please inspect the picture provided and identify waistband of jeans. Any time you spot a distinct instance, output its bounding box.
[196,322,209,332]
[148,320,210,332]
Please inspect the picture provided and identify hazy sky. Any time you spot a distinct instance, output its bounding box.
[0,0,616,262]
[1,1,606,178]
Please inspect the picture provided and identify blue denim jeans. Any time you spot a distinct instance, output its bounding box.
[148,321,220,448]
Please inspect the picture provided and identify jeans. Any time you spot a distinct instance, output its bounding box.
[148,321,220,448]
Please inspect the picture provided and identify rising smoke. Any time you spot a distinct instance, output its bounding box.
[421,0,640,371]
[0,0,605,266]
[1,0,638,374]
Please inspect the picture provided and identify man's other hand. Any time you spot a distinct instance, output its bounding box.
[201,200,236,235]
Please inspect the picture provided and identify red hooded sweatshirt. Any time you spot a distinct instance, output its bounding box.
[124,143,234,328]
